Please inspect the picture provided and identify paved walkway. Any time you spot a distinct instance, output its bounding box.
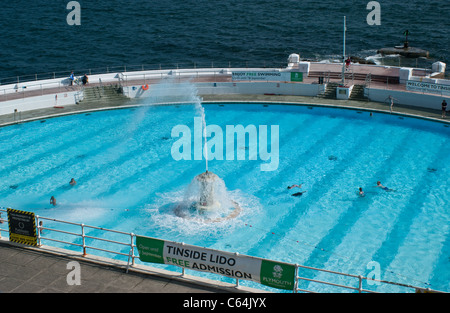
[0,241,234,293]
[0,92,448,127]
[203,94,448,121]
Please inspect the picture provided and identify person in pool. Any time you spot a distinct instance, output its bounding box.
[69,178,76,186]
[288,184,307,196]
[288,184,302,189]
[375,181,395,192]
[292,191,307,197]
[358,187,365,197]
[50,196,56,206]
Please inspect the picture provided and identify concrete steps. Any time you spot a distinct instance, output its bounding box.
[80,84,128,105]
[318,82,340,99]
[349,84,368,101]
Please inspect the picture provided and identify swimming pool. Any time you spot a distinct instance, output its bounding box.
[1,102,449,292]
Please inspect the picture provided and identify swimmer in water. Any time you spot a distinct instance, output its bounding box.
[292,191,307,197]
[69,178,76,186]
[288,184,307,196]
[50,196,56,206]
[359,187,365,197]
[375,181,395,192]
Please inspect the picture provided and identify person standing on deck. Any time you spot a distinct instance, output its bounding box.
[442,99,447,118]
[69,71,75,86]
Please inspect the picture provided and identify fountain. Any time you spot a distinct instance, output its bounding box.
[152,80,241,222]
[174,169,241,223]
[192,171,221,211]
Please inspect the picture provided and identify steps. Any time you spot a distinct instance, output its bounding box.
[318,82,340,99]
[349,84,367,101]
[317,83,367,101]
[80,84,128,105]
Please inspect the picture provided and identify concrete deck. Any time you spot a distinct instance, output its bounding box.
[0,240,238,293]
[1,92,448,127]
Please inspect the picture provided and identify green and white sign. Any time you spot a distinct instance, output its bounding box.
[136,236,295,290]
[290,72,303,82]
[232,71,303,83]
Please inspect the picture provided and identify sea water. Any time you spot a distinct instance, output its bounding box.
[0,0,448,81]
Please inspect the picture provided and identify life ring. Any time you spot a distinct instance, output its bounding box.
[142,84,149,90]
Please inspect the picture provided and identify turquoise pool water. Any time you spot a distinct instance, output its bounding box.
[1,103,449,292]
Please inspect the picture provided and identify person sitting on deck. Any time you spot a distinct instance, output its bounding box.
[82,74,88,85]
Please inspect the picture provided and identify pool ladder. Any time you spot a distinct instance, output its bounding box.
[13,109,22,124]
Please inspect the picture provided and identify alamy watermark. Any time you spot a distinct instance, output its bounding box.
[366,1,381,26]
[66,1,81,26]
[171,117,279,172]
[366,260,381,285]
[66,261,81,285]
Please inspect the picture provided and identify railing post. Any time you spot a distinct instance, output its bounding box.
[36,215,42,246]
[81,223,87,256]
[358,275,363,293]
[130,233,135,266]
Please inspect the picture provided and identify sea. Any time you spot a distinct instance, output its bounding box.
[0,0,449,82]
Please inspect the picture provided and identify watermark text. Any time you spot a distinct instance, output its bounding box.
[171,118,279,171]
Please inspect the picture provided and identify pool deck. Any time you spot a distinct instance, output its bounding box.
[0,239,254,293]
[0,92,448,127]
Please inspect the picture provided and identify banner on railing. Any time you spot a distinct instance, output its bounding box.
[406,80,450,96]
[232,71,303,82]
[136,235,296,290]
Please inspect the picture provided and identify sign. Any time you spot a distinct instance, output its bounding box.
[290,72,303,82]
[406,80,450,96]
[7,208,38,246]
[232,71,303,82]
[136,236,296,290]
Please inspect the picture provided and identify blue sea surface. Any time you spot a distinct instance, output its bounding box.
[0,0,448,80]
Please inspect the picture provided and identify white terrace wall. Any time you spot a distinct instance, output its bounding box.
[365,88,448,111]
[123,81,326,99]
[0,91,81,116]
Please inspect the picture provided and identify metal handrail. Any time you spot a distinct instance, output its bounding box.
[0,61,287,86]
[0,68,228,99]
[0,208,445,293]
